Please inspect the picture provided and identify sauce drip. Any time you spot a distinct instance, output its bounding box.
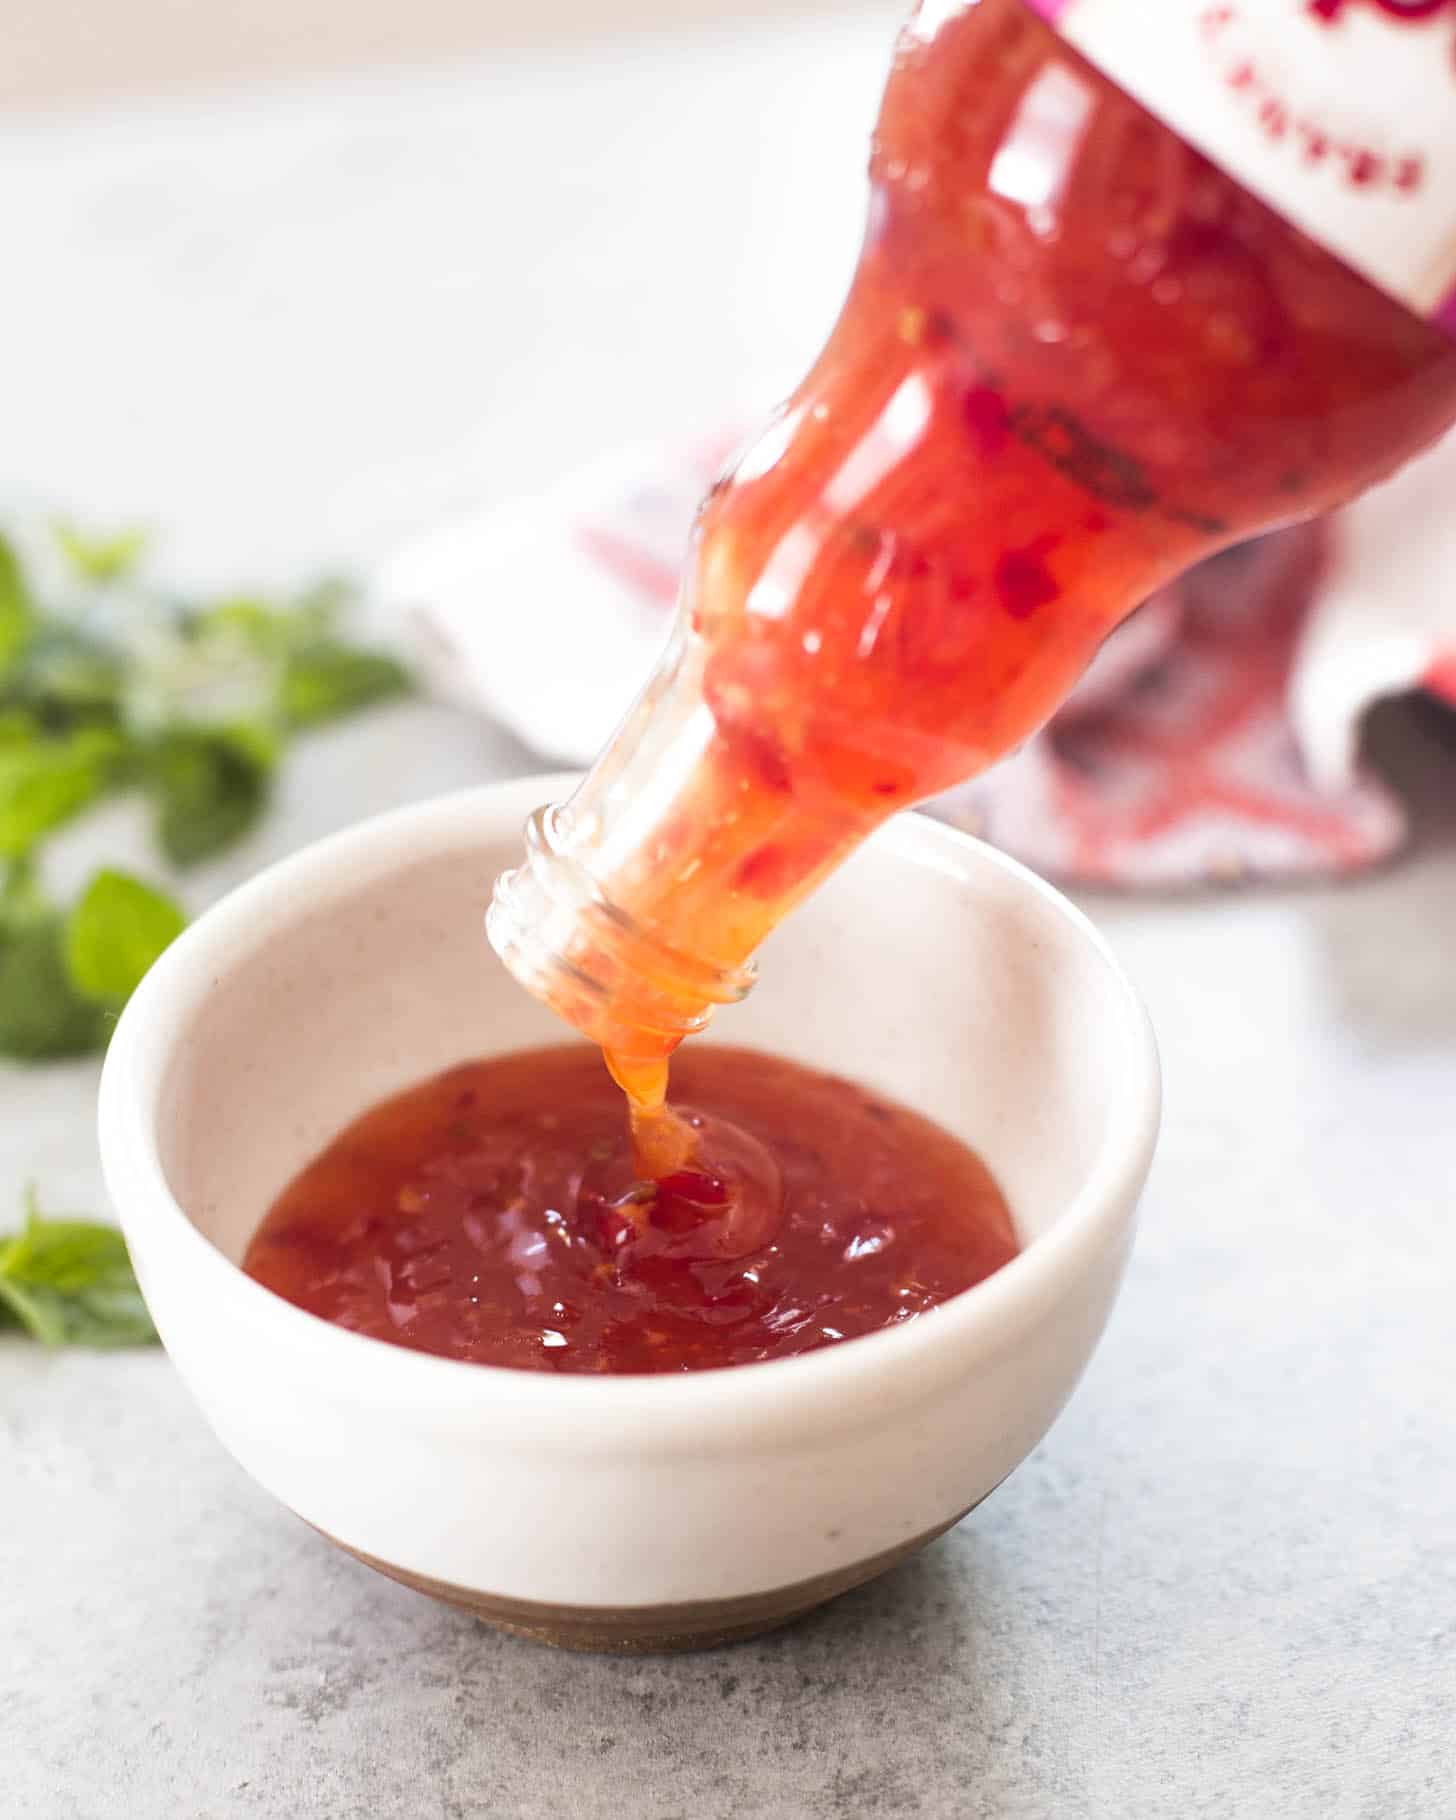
[244,1045,1018,1375]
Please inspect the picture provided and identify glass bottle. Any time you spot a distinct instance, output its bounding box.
[489,0,1456,1108]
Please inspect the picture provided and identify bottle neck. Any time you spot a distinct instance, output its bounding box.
[486,629,761,1073]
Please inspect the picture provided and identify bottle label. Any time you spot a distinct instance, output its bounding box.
[1024,0,1456,330]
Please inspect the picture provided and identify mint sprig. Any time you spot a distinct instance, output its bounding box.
[0,1190,156,1348]
[0,911,112,1061]
[0,524,412,1062]
[64,868,188,1006]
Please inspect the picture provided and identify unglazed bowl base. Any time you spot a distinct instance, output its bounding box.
[319,1499,985,1654]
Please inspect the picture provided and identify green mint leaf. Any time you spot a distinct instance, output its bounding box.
[17,626,126,725]
[0,532,36,674]
[284,576,354,643]
[0,710,36,749]
[0,914,111,1060]
[0,1272,68,1343]
[0,727,125,860]
[279,639,411,730]
[188,580,354,666]
[0,1191,156,1346]
[193,597,291,658]
[64,867,186,1006]
[0,856,51,940]
[149,722,276,867]
[52,521,149,587]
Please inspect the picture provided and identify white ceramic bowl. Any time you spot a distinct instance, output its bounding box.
[98,775,1159,1652]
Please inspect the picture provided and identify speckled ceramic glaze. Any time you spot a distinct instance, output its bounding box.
[98,776,1159,1653]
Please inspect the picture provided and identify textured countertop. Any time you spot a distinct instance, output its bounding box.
[4,12,1455,1817]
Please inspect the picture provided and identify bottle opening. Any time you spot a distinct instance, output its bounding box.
[486,804,757,1052]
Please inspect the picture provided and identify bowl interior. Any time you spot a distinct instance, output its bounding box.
[154,804,1140,1266]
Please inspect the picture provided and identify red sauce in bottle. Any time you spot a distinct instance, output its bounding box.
[243,1046,1018,1374]
[488,0,1456,1124]
[257,2,1456,1361]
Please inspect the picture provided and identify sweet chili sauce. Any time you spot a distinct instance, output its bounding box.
[487,0,1456,1152]
[243,1046,1018,1374]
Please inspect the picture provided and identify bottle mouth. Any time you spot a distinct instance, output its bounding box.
[486,804,756,1047]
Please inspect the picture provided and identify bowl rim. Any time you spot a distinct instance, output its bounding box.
[98,774,1160,1445]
